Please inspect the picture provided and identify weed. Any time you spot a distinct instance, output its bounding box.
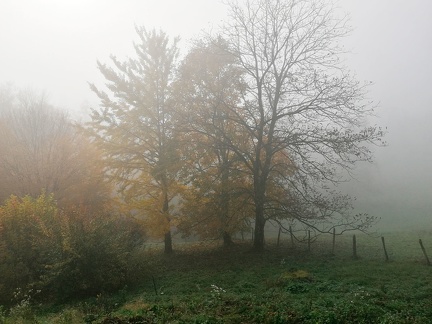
[209,284,226,298]
[6,288,41,323]
[0,306,6,324]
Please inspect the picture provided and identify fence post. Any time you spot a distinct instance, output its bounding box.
[381,236,389,262]
[277,227,282,247]
[332,228,336,255]
[419,239,431,266]
[307,230,311,252]
[353,234,358,259]
[289,226,294,247]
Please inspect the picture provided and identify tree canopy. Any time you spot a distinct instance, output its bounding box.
[86,0,384,252]
[174,37,252,246]
[0,87,110,210]
[218,0,384,250]
[87,27,181,253]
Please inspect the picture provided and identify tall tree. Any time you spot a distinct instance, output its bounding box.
[175,38,252,246]
[0,83,14,115]
[0,88,109,209]
[221,0,385,250]
[87,27,180,253]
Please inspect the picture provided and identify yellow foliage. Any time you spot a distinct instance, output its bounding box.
[130,197,170,239]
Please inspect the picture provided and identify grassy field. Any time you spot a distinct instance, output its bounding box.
[2,231,432,323]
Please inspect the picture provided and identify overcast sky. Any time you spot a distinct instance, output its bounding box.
[1,0,431,229]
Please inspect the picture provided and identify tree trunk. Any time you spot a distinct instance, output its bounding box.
[162,184,173,254]
[223,231,234,247]
[253,199,266,251]
[164,230,173,254]
[220,156,233,248]
[252,172,266,251]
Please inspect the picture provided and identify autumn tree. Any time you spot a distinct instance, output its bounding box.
[174,38,252,246]
[87,27,180,253]
[219,0,385,250]
[0,88,109,209]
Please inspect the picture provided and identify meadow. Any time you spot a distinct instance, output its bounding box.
[2,230,432,323]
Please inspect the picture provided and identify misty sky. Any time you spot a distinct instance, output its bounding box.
[1,0,431,229]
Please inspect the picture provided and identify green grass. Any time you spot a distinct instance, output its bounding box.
[4,231,432,323]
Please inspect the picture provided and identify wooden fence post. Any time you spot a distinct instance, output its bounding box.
[332,228,336,255]
[353,234,358,259]
[381,236,389,262]
[307,230,311,252]
[289,225,294,247]
[277,227,282,247]
[419,239,431,266]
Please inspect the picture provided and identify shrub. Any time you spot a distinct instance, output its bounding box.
[48,207,146,300]
[0,194,146,305]
[0,194,62,305]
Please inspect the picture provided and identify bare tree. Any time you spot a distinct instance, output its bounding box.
[220,0,385,250]
[0,83,15,116]
[0,88,109,209]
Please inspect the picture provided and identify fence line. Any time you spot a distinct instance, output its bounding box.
[271,227,432,265]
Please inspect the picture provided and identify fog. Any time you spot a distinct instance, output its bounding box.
[340,0,432,230]
[1,0,431,230]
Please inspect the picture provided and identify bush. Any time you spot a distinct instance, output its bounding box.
[0,194,146,305]
[49,206,146,300]
[0,194,61,305]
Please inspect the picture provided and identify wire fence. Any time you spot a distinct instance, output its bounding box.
[143,225,432,265]
[266,227,432,264]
